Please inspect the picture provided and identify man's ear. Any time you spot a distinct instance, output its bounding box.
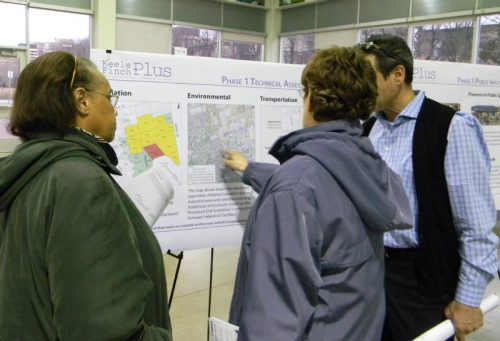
[73,87,89,116]
[392,64,406,85]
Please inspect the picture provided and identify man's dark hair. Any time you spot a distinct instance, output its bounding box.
[301,46,377,122]
[9,51,101,141]
[360,34,414,85]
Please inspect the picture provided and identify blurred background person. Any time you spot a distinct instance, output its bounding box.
[0,51,173,340]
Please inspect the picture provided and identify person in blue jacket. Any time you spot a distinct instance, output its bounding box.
[224,46,413,341]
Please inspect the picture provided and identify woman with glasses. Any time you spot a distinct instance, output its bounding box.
[0,51,173,340]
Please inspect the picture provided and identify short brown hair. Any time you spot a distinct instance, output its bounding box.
[301,46,377,122]
[9,51,101,141]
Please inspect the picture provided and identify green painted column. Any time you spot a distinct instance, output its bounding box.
[93,0,116,50]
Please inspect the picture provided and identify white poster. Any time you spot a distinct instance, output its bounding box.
[91,50,500,251]
[91,50,304,251]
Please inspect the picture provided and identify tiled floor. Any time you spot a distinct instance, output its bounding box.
[165,246,239,341]
[165,245,500,341]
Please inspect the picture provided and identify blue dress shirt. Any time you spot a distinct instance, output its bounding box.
[369,91,499,307]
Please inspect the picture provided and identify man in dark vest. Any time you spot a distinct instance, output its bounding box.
[358,34,499,341]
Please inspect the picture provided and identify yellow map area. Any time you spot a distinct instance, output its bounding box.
[125,114,180,165]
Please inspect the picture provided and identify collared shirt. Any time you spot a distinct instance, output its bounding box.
[369,90,499,306]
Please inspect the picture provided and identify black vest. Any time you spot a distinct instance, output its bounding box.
[364,97,460,297]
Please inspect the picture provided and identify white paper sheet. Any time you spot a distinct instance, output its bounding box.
[208,317,239,341]
[121,163,174,227]
[413,294,500,341]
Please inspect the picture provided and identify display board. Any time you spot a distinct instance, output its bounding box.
[90,50,500,251]
[91,50,304,251]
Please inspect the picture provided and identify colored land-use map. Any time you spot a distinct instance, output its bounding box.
[112,102,181,184]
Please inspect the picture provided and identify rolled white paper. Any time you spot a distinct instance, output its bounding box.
[122,163,175,227]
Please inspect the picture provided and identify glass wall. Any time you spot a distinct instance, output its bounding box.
[359,27,408,43]
[235,0,264,5]
[0,56,20,106]
[357,17,499,65]
[0,1,90,105]
[0,2,26,48]
[478,14,500,65]
[412,20,474,62]
[221,40,264,61]
[172,25,220,57]
[29,8,90,60]
[0,2,25,105]
[279,0,500,66]
[171,24,265,60]
[280,34,314,64]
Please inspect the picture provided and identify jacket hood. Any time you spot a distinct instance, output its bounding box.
[269,120,409,231]
[0,130,120,211]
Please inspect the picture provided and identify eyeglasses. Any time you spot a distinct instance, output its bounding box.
[69,55,78,89]
[90,91,119,107]
[298,88,307,98]
[357,41,398,61]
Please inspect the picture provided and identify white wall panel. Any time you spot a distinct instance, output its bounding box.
[315,29,357,49]
[116,18,171,54]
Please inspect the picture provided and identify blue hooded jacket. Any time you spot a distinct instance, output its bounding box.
[229,120,412,341]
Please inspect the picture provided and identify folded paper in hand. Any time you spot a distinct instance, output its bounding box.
[209,317,239,341]
[121,164,175,227]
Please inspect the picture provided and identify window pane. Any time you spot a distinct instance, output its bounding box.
[477,15,500,66]
[28,8,90,60]
[221,40,263,61]
[235,0,265,5]
[359,27,408,43]
[172,25,220,58]
[0,3,26,47]
[280,34,314,65]
[0,55,21,106]
[280,0,306,5]
[412,21,473,63]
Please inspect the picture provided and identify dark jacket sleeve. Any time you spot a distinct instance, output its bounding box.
[242,161,278,193]
[237,189,322,341]
[45,161,172,340]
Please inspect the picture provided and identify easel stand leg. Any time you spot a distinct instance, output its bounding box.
[207,248,214,341]
[166,250,184,309]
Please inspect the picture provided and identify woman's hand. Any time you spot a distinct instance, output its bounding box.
[223,151,249,172]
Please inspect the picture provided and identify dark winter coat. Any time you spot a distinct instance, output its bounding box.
[0,130,172,340]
